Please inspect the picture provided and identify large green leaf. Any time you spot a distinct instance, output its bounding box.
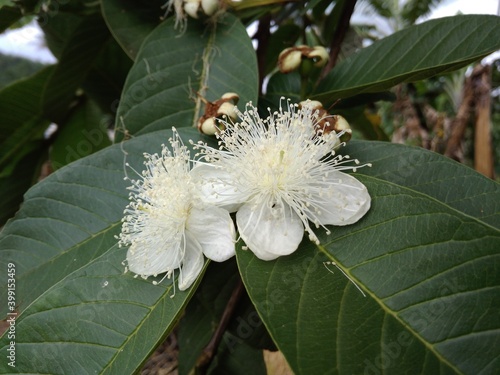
[237,142,500,375]
[81,38,133,114]
[101,0,164,60]
[115,13,258,139]
[313,15,500,104]
[0,128,216,374]
[0,66,53,172]
[50,97,112,170]
[0,66,53,139]
[0,246,207,374]
[343,141,500,228]
[41,13,111,122]
[0,145,45,225]
[0,2,22,33]
[264,71,301,105]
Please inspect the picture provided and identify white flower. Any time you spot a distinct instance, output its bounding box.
[193,100,371,261]
[118,129,235,290]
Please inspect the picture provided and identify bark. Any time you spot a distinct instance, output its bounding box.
[473,65,494,178]
[320,0,357,78]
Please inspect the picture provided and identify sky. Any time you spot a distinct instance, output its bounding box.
[0,0,498,64]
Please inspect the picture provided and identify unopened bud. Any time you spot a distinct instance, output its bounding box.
[299,100,323,110]
[199,117,219,135]
[278,45,329,74]
[217,102,237,120]
[183,0,200,19]
[307,46,329,67]
[221,92,239,104]
[201,0,218,16]
[332,115,352,142]
[278,48,302,73]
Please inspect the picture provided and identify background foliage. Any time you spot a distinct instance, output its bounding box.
[0,0,499,374]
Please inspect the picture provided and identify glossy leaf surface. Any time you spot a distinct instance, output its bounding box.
[237,142,500,375]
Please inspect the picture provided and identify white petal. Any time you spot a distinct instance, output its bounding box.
[186,206,236,262]
[236,199,304,261]
[183,0,200,19]
[201,0,218,16]
[178,232,204,291]
[191,163,248,212]
[126,241,182,277]
[308,170,371,226]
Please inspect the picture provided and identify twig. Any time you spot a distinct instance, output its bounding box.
[255,15,271,96]
[194,278,245,374]
[320,0,358,79]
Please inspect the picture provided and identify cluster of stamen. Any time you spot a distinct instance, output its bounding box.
[194,98,371,244]
[118,132,194,280]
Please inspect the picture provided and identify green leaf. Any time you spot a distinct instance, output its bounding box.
[313,15,500,104]
[0,66,53,139]
[0,128,216,374]
[115,13,258,139]
[0,246,207,374]
[50,97,112,170]
[0,54,47,90]
[345,141,500,227]
[0,66,53,172]
[0,145,45,225]
[264,71,301,105]
[0,127,210,317]
[81,39,133,114]
[41,13,111,122]
[335,106,390,141]
[237,142,500,375]
[101,0,164,60]
[0,3,22,33]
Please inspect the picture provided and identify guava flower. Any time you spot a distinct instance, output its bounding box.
[118,129,235,290]
[193,100,371,260]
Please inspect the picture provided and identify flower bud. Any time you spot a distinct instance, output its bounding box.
[197,92,240,135]
[199,117,219,135]
[183,0,200,19]
[299,100,352,141]
[221,92,239,104]
[278,45,329,74]
[332,115,352,142]
[278,48,303,74]
[201,0,218,16]
[217,102,237,120]
[299,100,323,110]
[307,46,329,67]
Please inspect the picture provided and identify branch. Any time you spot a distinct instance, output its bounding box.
[255,15,271,96]
[320,0,358,79]
[194,278,245,374]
